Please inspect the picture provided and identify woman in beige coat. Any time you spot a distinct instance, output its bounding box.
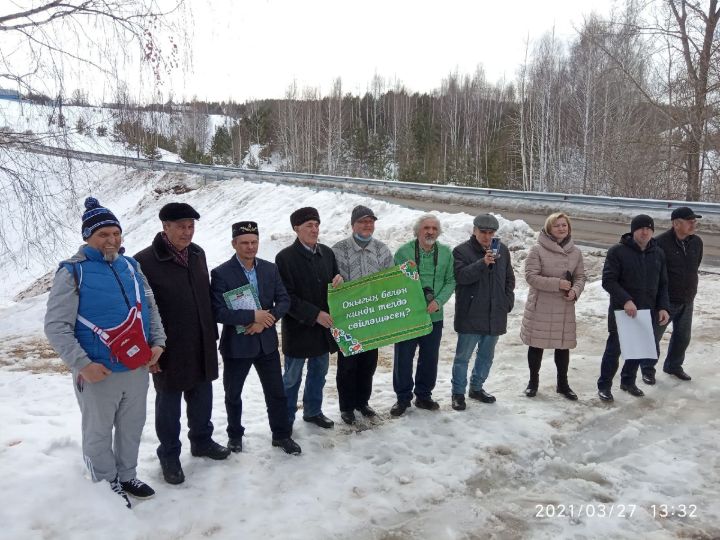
[520,212,586,400]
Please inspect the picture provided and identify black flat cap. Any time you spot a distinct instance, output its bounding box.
[159,202,200,221]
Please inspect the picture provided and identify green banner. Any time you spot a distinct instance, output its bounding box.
[328,261,432,356]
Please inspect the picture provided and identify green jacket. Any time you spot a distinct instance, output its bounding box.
[394,239,455,323]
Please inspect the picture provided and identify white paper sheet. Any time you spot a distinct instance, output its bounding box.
[615,309,658,360]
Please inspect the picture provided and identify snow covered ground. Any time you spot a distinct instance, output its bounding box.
[0,153,719,539]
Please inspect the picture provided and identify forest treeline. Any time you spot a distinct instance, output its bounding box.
[43,1,720,202]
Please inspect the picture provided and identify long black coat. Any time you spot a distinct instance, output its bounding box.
[134,233,219,391]
[275,238,339,358]
[655,228,703,304]
[602,233,670,332]
[453,235,515,336]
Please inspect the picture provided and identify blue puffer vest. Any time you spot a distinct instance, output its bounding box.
[62,246,151,372]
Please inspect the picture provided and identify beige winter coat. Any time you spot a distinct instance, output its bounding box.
[520,231,586,349]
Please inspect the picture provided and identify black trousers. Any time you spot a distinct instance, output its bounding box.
[336,349,378,412]
[527,346,570,389]
[223,350,291,441]
[155,381,214,460]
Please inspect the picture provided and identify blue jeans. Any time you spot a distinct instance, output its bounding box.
[393,320,443,402]
[451,333,500,395]
[283,353,329,423]
[155,381,214,459]
[659,302,693,373]
[597,330,660,391]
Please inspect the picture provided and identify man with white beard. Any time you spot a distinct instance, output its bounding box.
[45,197,166,508]
[390,214,455,416]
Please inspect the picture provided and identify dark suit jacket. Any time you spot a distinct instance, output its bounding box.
[210,256,290,359]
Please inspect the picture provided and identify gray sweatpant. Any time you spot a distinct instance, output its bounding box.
[73,366,149,482]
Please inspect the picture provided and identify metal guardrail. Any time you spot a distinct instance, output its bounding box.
[23,143,720,216]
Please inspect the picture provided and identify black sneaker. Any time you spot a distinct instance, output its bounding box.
[159,456,185,485]
[340,410,356,425]
[642,373,656,385]
[524,386,538,397]
[451,394,466,411]
[664,368,692,381]
[228,438,243,453]
[620,383,645,397]
[303,413,334,429]
[272,437,302,455]
[356,404,377,418]
[390,400,411,417]
[109,476,131,508]
[468,389,496,403]
[414,397,440,410]
[191,439,231,460]
[120,478,155,499]
[556,386,578,401]
[598,389,614,402]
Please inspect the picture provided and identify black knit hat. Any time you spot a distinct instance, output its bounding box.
[159,202,200,221]
[232,221,259,238]
[81,197,122,240]
[630,214,655,233]
[290,207,320,227]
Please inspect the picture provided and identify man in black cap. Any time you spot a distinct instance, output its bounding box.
[210,221,301,455]
[275,207,343,430]
[135,202,230,485]
[597,214,670,401]
[654,207,703,381]
[331,205,394,424]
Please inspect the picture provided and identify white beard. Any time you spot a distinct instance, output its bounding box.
[103,251,119,262]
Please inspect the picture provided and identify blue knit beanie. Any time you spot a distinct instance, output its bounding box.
[81,197,122,239]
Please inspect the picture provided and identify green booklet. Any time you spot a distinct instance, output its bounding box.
[222,283,261,334]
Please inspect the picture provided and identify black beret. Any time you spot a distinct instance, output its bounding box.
[290,207,320,227]
[232,221,259,238]
[159,202,200,221]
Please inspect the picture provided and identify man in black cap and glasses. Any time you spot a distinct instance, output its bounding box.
[597,214,670,401]
[332,205,394,424]
[654,207,703,382]
[135,202,230,485]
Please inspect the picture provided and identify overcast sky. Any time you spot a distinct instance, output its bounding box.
[154,0,617,103]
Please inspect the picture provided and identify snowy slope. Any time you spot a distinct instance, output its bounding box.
[0,152,718,539]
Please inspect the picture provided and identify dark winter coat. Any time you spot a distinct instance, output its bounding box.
[134,233,219,391]
[275,238,340,358]
[602,233,670,333]
[210,256,290,359]
[655,228,703,304]
[453,235,515,336]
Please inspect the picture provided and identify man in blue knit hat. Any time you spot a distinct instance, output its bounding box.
[45,197,166,508]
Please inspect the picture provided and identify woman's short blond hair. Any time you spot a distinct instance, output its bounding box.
[543,212,572,236]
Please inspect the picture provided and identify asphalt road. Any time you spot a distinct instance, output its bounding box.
[376,195,720,270]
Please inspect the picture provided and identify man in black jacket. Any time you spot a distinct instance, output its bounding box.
[450,214,515,411]
[597,215,670,401]
[210,221,301,455]
[654,207,703,381]
[275,207,343,430]
[135,203,230,485]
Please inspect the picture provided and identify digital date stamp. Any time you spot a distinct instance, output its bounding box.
[535,503,637,519]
